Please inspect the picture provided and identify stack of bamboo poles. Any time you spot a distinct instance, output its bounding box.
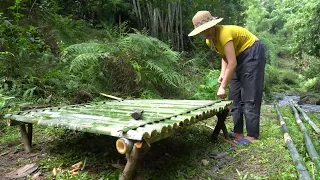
[275,100,320,179]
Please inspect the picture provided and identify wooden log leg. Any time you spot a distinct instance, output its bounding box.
[19,124,31,153]
[27,123,33,147]
[211,109,229,141]
[119,141,150,180]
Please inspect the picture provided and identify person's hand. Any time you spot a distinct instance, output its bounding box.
[217,86,226,99]
[218,75,223,85]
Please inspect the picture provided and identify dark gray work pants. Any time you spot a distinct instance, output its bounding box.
[229,40,266,138]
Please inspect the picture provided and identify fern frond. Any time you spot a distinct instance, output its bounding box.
[0,51,15,61]
[119,33,179,63]
[146,61,178,87]
[62,43,107,62]
[69,52,113,72]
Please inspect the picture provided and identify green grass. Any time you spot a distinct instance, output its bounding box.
[0,105,319,179]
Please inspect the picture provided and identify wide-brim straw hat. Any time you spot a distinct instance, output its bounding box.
[188,11,223,36]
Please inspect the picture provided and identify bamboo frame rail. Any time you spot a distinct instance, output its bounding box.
[5,99,232,180]
[275,104,311,180]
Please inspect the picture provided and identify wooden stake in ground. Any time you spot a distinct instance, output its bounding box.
[275,104,311,180]
[289,100,320,172]
[211,109,229,141]
[19,124,32,153]
[292,102,320,135]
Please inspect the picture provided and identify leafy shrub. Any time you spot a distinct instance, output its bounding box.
[264,64,300,96]
[191,70,221,100]
[305,56,320,79]
[0,13,48,78]
[258,32,278,66]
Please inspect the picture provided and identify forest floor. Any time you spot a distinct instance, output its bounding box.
[0,104,319,180]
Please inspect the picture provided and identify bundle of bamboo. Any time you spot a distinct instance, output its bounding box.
[275,104,311,180]
[289,100,320,172]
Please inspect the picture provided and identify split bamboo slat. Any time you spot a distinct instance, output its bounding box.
[275,104,311,180]
[5,100,232,143]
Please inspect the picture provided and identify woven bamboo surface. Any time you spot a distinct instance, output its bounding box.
[5,100,232,142]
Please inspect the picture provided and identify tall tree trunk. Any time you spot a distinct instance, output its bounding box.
[179,0,184,51]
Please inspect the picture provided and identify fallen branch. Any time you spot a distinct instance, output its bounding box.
[3,163,38,179]
[0,150,10,157]
[289,100,320,171]
[275,104,311,180]
[292,101,320,135]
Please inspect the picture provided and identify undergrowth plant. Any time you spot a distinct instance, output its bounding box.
[61,33,189,98]
[191,69,221,100]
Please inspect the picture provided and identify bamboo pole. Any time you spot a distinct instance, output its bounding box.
[7,119,24,126]
[175,2,179,50]
[179,0,183,51]
[289,100,320,171]
[292,102,320,135]
[116,138,134,154]
[4,114,38,124]
[275,104,311,180]
[136,0,142,28]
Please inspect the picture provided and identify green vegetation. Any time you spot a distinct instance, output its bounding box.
[1,0,320,179]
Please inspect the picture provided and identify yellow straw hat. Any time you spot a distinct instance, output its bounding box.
[188,11,223,36]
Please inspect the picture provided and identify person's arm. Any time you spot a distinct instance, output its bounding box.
[217,41,237,98]
[218,58,227,84]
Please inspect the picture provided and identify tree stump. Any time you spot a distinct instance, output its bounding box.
[119,141,150,180]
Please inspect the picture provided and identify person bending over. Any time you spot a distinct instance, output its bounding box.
[188,11,266,145]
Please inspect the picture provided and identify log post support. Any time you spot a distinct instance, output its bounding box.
[211,109,229,141]
[19,123,33,153]
[119,141,150,180]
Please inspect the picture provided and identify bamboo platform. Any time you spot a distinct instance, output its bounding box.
[5,99,232,180]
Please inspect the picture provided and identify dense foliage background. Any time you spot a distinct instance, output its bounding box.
[0,0,319,111]
[1,1,320,179]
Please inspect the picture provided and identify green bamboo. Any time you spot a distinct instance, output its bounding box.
[289,100,320,171]
[5,114,40,124]
[275,104,311,180]
[121,101,228,132]
[292,102,320,135]
[6,100,231,142]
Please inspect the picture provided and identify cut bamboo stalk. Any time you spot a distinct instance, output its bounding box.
[116,138,134,154]
[4,114,39,124]
[292,102,320,135]
[289,100,320,171]
[7,119,23,126]
[275,104,311,180]
[19,124,31,153]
